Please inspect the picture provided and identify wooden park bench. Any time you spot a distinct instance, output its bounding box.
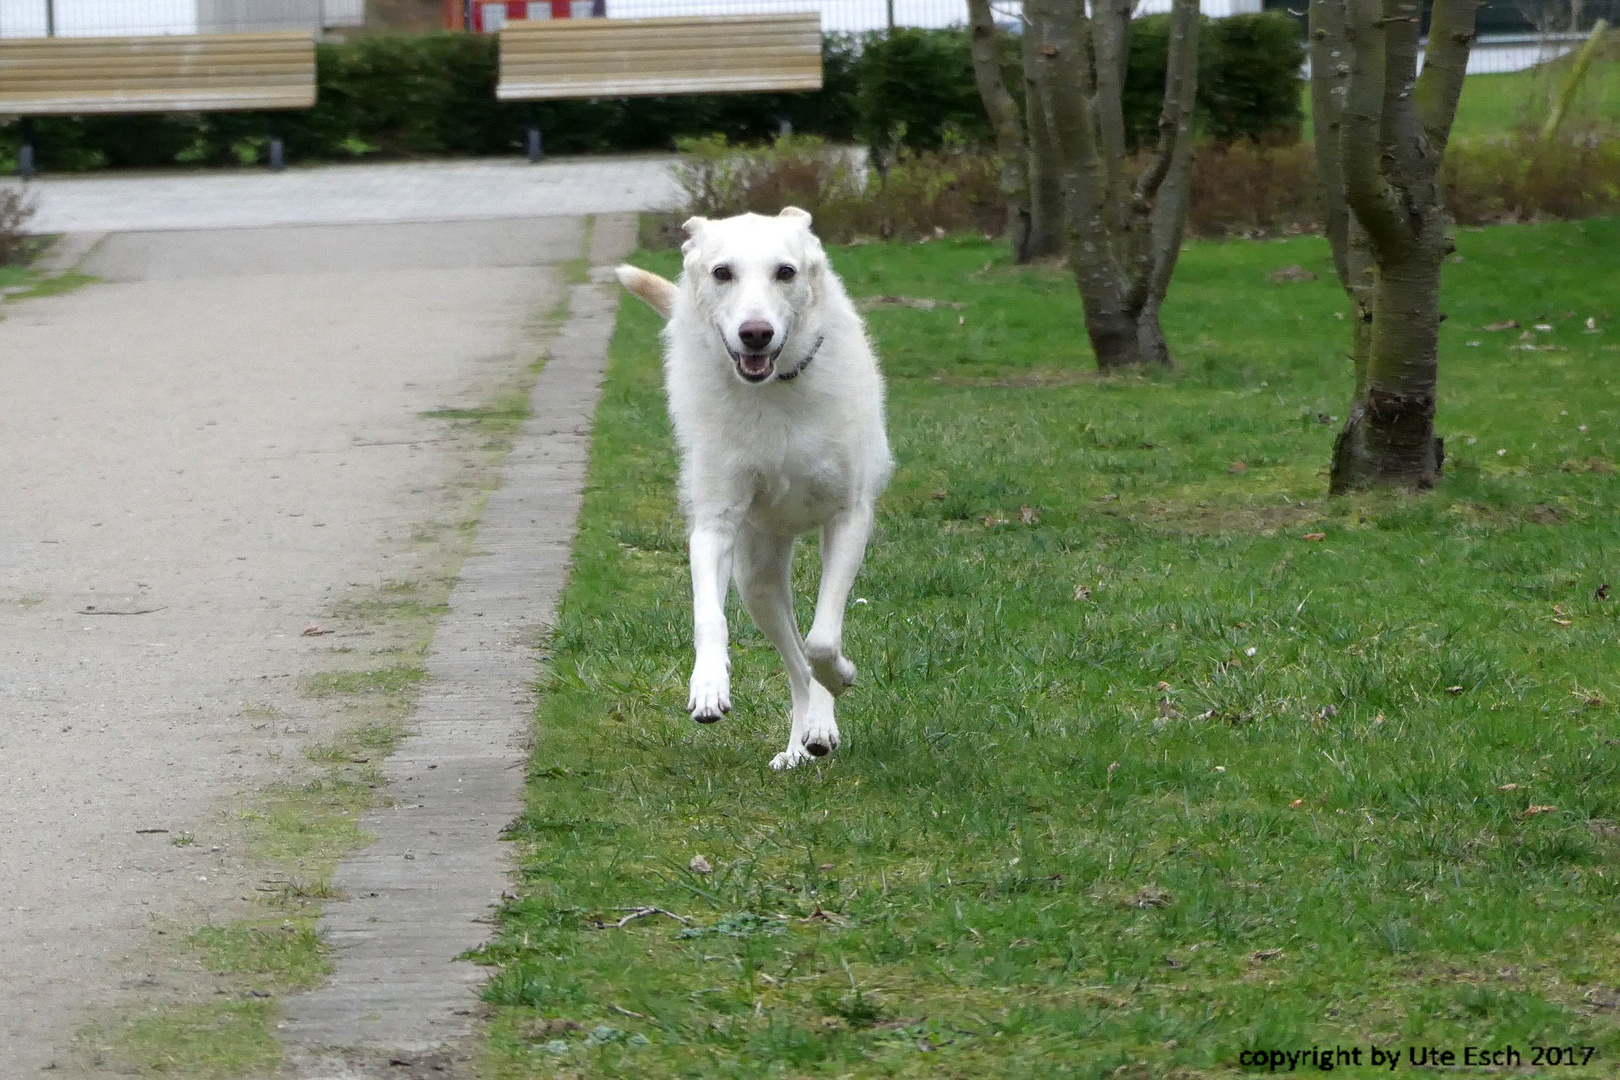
[0,31,317,176]
[497,13,822,160]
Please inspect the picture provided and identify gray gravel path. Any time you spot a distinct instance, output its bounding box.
[0,214,605,1075]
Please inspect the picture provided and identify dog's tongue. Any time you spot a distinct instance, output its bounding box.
[741,354,771,377]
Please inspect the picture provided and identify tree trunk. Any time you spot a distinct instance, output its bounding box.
[1022,27,1066,259]
[1028,0,1143,369]
[966,0,1034,261]
[1314,0,1476,493]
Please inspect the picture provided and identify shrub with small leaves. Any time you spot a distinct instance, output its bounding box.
[0,184,36,266]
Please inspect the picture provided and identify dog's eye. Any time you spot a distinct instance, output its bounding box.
[712,265,733,282]
[775,265,797,282]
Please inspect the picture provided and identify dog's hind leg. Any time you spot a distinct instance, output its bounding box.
[804,505,873,697]
[734,525,840,769]
[686,523,735,723]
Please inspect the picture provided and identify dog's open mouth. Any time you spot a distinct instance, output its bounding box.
[728,347,780,383]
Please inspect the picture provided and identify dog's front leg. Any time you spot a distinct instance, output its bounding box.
[686,523,735,722]
[804,504,873,697]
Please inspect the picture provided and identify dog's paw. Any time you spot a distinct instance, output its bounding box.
[800,716,841,759]
[807,649,857,698]
[687,667,731,723]
[770,744,813,770]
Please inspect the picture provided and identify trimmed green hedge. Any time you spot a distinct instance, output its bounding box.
[0,18,1301,172]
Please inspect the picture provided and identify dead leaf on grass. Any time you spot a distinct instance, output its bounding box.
[1483,320,1520,332]
[1249,948,1285,962]
[930,489,948,500]
[1073,584,1093,601]
[1228,460,1248,474]
[1524,804,1558,817]
[1019,504,1040,525]
[1303,532,1326,542]
[301,622,334,636]
[857,295,966,312]
[689,855,713,874]
[1499,783,1522,791]
[1267,265,1318,284]
[800,903,849,926]
[1129,885,1174,908]
[1289,799,1305,809]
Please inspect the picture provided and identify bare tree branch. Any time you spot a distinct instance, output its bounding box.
[967,0,1034,260]
[1415,0,1481,155]
[1134,0,1199,209]
[1342,0,1414,255]
[1309,0,1354,287]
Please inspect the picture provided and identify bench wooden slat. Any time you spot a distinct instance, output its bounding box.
[0,31,316,115]
[498,14,823,102]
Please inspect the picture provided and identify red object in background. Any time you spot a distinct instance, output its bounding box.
[452,0,601,31]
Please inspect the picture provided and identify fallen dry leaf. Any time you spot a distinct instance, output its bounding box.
[1107,760,1120,778]
[1303,532,1326,542]
[1524,804,1558,817]
[1483,320,1520,332]
[818,863,835,871]
[688,855,713,874]
[930,489,948,500]
[1534,323,1554,331]
[800,903,849,925]
[982,513,1008,527]
[301,622,333,636]
[1228,460,1248,474]
[1249,948,1285,962]
[1156,681,1173,691]
[857,295,965,312]
[1267,265,1318,284]
[1019,504,1040,525]
[1289,798,1305,809]
[1129,885,1174,908]
[1074,584,1093,601]
[1446,685,1464,695]
[1499,783,1520,791]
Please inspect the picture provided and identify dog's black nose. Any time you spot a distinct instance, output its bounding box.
[738,321,774,351]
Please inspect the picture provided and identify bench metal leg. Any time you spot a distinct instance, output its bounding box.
[527,126,543,164]
[269,137,285,172]
[18,118,37,179]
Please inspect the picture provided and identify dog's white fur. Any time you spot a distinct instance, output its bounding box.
[615,207,893,769]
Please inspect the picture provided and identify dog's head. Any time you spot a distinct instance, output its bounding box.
[681,207,827,385]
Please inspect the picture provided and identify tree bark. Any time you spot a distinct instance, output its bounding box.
[967,0,1034,261]
[1029,0,1199,371]
[1022,26,1066,258]
[1315,0,1476,493]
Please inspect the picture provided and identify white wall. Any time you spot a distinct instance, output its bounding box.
[0,0,197,36]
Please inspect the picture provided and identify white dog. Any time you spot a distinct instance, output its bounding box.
[615,208,893,770]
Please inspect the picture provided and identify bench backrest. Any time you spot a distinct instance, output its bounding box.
[497,14,822,101]
[0,32,316,115]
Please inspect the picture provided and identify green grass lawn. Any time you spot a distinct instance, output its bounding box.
[473,218,1620,1078]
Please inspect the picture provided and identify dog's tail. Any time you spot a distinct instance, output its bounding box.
[615,265,677,319]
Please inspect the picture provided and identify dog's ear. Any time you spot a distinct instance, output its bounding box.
[778,206,812,227]
[680,216,708,257]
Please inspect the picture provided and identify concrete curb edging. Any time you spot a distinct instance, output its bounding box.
[279,213,637,1070]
